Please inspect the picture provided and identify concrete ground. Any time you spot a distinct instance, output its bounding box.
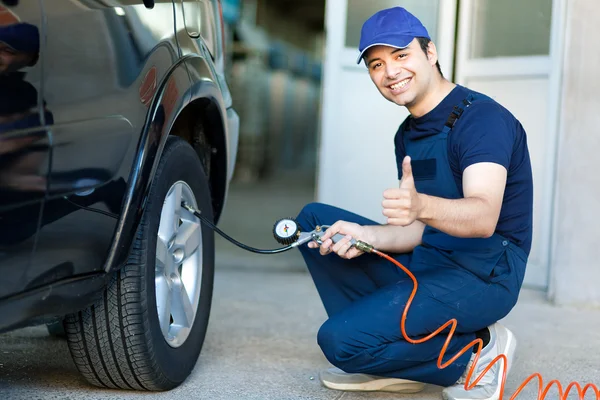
[1,172,599,400]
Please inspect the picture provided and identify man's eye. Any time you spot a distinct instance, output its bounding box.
[397,54,407,59]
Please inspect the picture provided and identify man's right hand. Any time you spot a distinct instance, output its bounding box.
[308,220,371,260]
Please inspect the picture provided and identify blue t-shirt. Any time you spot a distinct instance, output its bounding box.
[394,85,534,255]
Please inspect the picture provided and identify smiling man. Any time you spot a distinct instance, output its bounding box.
[295,6,534,400]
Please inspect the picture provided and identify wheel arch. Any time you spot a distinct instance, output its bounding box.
[104,58,230,274]
[168,96,228,224]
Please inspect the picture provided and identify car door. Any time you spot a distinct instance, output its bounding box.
[0,1,50,299]
[29,0,185,282]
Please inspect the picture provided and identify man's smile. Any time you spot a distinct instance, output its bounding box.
[388,78,411,94]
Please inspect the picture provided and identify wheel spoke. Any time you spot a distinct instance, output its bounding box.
[155,275,172,337]
[181,255,201,302]
[176,220,201,260]
[171,280,195,328]
[169,326,191,342]
[156,235,170,271]
[156,234,177,276]
[158,184,182,245]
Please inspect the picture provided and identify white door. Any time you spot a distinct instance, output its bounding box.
[454,0,566,289]
[317,0,457,223]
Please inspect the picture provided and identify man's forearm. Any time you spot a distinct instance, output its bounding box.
[418,194,498,238]
[363,221,425,253]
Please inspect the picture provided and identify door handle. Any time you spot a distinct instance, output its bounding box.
[143,0,154,8]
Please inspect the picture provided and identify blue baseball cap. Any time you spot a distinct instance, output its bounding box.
[357,7,430,64]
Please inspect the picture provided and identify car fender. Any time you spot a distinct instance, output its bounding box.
[103,56,228,274]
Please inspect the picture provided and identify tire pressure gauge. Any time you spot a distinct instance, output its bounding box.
[273,218,301,245]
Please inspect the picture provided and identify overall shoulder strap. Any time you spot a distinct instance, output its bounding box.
[442,92,478,134]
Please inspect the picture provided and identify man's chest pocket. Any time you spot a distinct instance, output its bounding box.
[411,158,437,181]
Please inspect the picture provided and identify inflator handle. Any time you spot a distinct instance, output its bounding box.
[331,233,357,246]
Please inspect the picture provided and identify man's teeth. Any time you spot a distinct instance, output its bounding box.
[391,79,410,90]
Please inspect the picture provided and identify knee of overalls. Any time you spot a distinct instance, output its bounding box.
[316,318,372,373]
[296,202,329,231]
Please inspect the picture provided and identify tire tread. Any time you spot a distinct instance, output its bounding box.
[64,136,212,391]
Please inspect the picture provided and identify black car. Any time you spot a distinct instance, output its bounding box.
[0,0,239,391]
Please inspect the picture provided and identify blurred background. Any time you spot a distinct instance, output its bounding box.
[216,0,600,308]
[224,0,324,185]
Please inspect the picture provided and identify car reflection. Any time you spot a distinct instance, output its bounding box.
[0,19,48,200]
[0,16,47,246]
[0,10,128,247]
[0,22,39,74]
[0,74,49,194]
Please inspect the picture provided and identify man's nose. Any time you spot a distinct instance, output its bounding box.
[385,64,402,80]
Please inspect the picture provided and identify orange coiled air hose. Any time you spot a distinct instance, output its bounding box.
[371,249,600,400]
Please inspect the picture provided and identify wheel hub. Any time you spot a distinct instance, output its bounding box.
[155,181,203,348]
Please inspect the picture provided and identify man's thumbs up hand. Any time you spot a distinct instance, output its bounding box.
[382,156,423,226]
[400,156,415,189]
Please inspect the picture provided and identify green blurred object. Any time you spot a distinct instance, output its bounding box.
[222,0,241,24]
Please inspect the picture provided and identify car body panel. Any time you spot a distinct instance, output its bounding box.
[27,0,186,297]
[0,2,49,301]
[0,272,108,334]
[103,61,193,275]
[0,0,239,333]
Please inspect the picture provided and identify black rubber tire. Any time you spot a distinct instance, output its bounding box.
[64,136,215,391]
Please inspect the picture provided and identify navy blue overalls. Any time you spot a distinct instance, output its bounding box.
[296,93,527,387]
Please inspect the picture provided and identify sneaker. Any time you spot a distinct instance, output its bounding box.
[319,367,425,393]
[441,322,517,400]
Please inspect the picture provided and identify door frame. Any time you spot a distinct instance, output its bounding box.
[453,0,568,290]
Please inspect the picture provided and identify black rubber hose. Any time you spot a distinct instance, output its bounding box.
[183,202,295,255]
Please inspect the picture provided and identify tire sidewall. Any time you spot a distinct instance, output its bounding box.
[142,136,215,384]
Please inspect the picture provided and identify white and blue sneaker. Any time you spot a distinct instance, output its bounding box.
[442,323,517,400]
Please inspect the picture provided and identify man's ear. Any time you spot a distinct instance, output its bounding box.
[427,41,439,67]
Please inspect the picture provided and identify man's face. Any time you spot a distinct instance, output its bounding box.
[364,39,437,109]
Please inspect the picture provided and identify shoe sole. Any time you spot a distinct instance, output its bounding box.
[320,377,425,393]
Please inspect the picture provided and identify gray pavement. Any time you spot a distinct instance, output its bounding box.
[2,268,600,400]
[1,173,600,399]
[213,170,317,273]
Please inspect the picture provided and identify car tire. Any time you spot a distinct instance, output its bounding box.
[64,136,215,391]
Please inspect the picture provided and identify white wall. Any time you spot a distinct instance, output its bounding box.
[317,68,407,223]
[549,0,600,307]
[462,77,552,288]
